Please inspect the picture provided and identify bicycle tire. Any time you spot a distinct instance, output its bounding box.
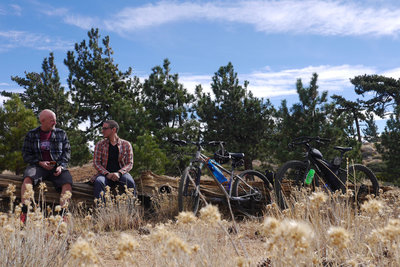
[340,164,379,201]
[275,160,309,209]
[178,166,201,214]
[232,170,272,217]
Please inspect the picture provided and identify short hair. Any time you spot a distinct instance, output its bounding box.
[104,120,119,132]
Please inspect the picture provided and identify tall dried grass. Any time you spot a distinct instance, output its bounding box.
[1,181,400,266]
[0,183,71,267]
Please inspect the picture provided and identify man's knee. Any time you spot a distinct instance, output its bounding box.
[62,183,72,191]
[94,175,106,187]
[120,173,135,187]
[23,177,33,185]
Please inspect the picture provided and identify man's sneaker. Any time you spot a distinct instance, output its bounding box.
[62,215,70,223]
[20,213,27,224]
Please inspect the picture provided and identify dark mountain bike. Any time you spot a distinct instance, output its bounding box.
[275,136,379,209]
[172,139,276,217]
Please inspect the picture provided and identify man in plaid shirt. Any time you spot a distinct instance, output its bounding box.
[92,120,136,200]
[21,109,73,222]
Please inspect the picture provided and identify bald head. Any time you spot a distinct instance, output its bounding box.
[39,109,56,132]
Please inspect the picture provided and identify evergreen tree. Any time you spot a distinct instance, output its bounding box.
[132,133,169,178]
[0,95,38,174]
[64,28,142,140]
[376,106,400,182]
[351,74,400,117]
[9,52,71,127]
[351,74,400,181]
[142,59,195,141]
[331,95,365,142]
[273,74,358,164]
[362,112,379,143]
[195,62,275,169]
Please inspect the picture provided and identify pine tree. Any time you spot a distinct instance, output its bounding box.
[376,106,400,182]
[273,74,358,164]
[331,95,365,142]
[0,95,38,174]
[362,112,379,143]
[351,74,400,181]
[195,62,275,169]
[64,28,142,139]
[10,52,71,127]
[142,59,195,141]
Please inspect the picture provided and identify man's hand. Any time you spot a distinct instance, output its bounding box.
[106,173,120,181]
[53,166,62,176]
[39,161,54,171]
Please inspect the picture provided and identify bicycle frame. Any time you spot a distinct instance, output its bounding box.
[293,138,348,191]
[177,140,262,202]
[189,146,240,200]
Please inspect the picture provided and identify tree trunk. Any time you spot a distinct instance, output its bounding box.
[244,156,253,170]
[354,112,362,142]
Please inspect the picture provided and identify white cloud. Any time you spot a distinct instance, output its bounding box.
[9,4,22,16]
[180,74,212,94]
[0,31,73,52]
[243,65,377,98]
[63,14,99,30]
[382,68,400,79]
[104,1,400,36]
[40,7,68,17]
[177,64,391,99]
[0,95,9,106]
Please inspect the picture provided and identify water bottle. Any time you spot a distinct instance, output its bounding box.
[207,159,228,184]
[305,169,315,185]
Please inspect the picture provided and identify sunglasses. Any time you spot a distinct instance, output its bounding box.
[102,127,113,130]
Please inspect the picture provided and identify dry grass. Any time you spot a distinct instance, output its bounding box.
[1,180,400,266]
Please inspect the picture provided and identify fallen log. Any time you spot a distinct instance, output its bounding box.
[0,171,232,207]
[0,174,94,207]
[0,172,392,209]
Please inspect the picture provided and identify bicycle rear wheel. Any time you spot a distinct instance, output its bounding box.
[232,170,272,217]
[275,160,309,209]
[178,166,201,215]
[340,164,379,201]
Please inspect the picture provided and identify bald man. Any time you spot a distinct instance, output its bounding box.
[21,109,72,222]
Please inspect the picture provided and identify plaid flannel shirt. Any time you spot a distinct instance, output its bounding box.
[22,127,71,168]
[93,137,134,178]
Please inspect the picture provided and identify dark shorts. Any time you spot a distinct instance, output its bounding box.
[23,165,73,191]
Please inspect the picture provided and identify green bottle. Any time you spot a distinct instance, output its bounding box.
[305,169,315,185]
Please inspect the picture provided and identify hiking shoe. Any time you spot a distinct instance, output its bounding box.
[20,213,27,224]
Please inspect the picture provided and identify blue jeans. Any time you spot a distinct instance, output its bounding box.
[94,173,137,200]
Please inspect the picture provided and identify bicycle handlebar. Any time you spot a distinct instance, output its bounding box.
[289,136,331,149]
[170,139,225,148]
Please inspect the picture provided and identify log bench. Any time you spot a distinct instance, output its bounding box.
[0,171,392,210]
[0,171,229,208]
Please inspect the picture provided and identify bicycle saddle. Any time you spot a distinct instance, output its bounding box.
[333,146,352,153]
[229,153,244,160]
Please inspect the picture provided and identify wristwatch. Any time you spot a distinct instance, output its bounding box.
[118,171,123,178]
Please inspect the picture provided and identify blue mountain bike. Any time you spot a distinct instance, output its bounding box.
[173,140,276,217]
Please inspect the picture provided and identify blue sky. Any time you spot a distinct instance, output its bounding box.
[1,0,400,130]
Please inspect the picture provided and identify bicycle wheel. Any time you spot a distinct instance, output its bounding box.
[232,170,272,217]
[340,164,379,201]
[178,166,201,215]
[275,160,309,209]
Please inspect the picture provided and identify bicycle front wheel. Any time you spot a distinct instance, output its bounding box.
[275,160,309,209]
[232,170,272,217]
[178,166,201,215]
[340,164,379,201]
